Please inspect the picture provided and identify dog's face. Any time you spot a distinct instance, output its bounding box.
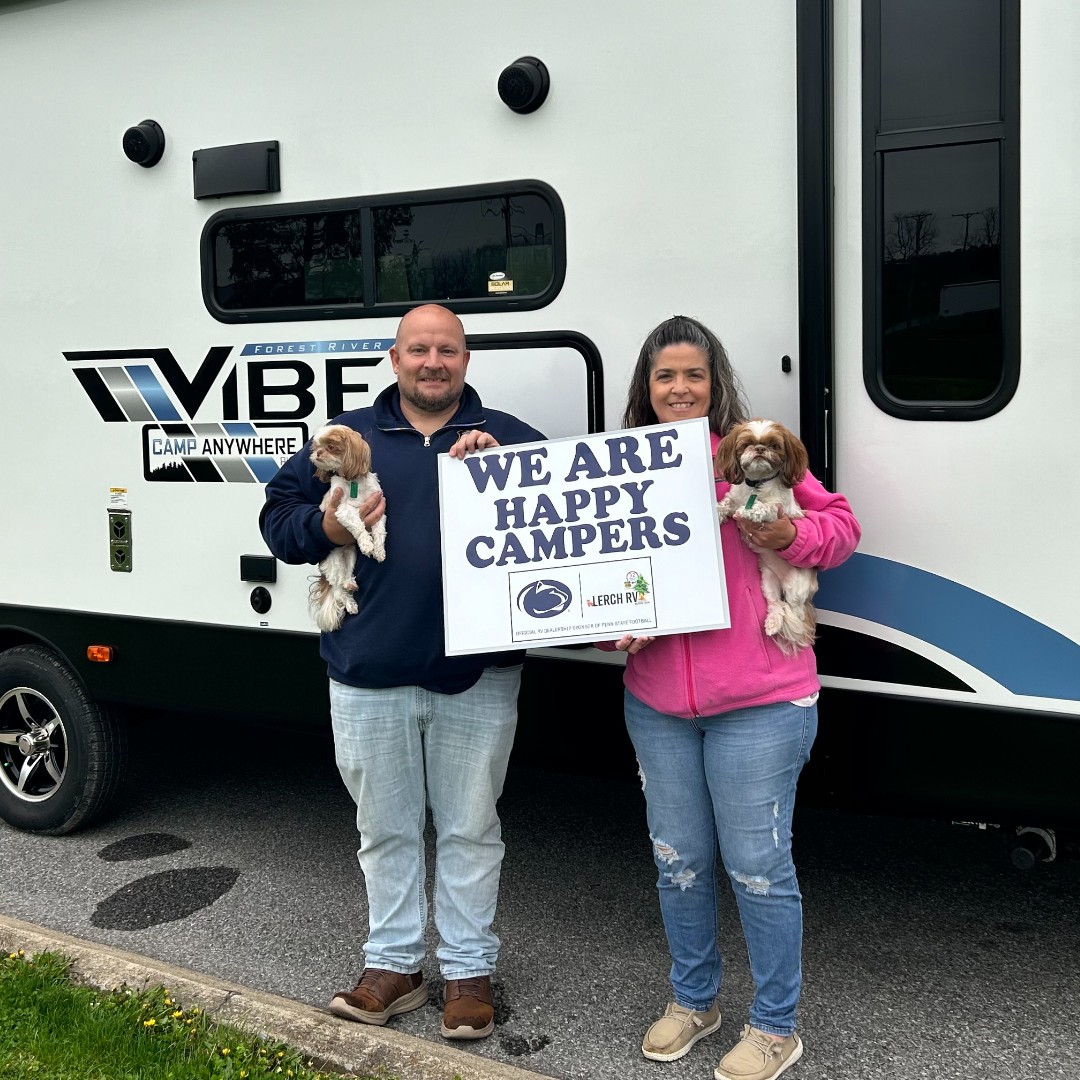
[715,419,809,488]
[310,424,372,482]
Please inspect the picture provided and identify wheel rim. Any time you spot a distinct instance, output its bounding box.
[0,686,69,803]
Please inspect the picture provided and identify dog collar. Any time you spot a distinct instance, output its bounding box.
[744,470,780,489]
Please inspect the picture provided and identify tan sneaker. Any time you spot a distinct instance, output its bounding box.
[642,1001,722,1061]
[714,1025,803,1080]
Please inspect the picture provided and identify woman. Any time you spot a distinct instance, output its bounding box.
[605,315,859,1080]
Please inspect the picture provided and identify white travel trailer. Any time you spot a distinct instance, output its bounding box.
[1,0,1076,856]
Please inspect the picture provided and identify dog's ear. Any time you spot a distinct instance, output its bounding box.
[714,427,744,484]
[780,426,809,487]
[340,431,372,480]
[310,428,333,483]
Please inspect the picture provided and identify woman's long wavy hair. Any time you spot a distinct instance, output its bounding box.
[622,315,749,438]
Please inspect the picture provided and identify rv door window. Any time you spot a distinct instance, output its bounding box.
[863,0,1018,419]
[879,0,1001,133]
[881,142,1001,403]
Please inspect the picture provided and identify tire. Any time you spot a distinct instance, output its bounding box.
[0,644,127,835]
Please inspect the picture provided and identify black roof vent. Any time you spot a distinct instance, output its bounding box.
[498,56,550,114]
[123,119,166,168]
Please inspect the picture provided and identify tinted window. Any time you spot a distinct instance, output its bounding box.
[864,0,1017,419]
[214,211,363,310]
[880,0,1000,132]
[882,142,1001,402]
[202,181,564,323]
[373,195,555,303]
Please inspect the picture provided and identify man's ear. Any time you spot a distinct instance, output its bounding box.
[462,349,471,373]
[389,345,400,374]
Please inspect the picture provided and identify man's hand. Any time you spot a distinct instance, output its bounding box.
[322,487,385,545]
[448,429,500,458]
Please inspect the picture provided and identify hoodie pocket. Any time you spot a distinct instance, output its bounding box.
[737,583,774,674]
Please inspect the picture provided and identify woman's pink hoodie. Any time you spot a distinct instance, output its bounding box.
[598,431,860,719]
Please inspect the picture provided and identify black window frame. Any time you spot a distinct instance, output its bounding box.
[200,179,565,324]
[862,0,1019,420]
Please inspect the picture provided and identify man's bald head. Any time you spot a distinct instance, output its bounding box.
[395,304,466,351]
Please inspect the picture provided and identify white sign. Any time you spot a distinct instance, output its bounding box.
[438,418,729,655]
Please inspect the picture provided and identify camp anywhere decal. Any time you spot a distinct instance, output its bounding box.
[142,423,307,483]
[64,340,389,483]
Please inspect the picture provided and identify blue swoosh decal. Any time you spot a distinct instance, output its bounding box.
[816,553,1080,700]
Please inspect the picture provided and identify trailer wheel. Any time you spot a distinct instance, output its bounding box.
[0,645,127,835]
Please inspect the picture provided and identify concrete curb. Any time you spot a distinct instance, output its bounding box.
[0,915,556,1080]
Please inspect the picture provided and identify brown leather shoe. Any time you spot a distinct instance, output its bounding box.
[329,968,427,1025]
[441,975,495,1039]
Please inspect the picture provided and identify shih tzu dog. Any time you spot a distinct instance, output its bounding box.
[715,419,818,655]
[308,424,386,632]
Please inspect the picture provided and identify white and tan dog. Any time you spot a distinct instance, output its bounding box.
[308,424,385,632]
[715,419,818,655]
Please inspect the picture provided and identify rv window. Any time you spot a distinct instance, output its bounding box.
[863,0,1018,419]
[201,181,564,323]
[879,0,1000,133]
[881,142,1001,403]
[213,210,364,311]
[373,195,554,304]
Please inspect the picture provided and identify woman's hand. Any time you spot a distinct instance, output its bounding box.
[738,509,797,551]
[615,634,655,654]
[449,429,500,458]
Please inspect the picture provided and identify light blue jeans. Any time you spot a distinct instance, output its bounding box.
[624,690,817,1037]
[329,666,520,979]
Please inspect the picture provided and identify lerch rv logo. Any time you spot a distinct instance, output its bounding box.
[585,570,652,607]
[64,340,390,483]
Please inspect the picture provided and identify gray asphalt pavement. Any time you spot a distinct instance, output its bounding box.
[1,717,1078,1080]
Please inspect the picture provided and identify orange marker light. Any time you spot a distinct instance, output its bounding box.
[86,646,114,663]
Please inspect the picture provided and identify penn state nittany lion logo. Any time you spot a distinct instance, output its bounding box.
[517,579,572,618]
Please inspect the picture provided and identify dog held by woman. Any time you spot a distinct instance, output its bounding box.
[308,424,386,632]
[715,418,818,654]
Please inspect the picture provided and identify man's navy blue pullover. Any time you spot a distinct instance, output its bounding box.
[259,383,544,694]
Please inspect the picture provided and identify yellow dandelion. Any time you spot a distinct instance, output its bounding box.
[221,1047,231,1056]
[164,997,172,1005]
[7,953,15,960]
[172,1009,183,1019]
[143,1019,156,1028]
[277,1051,285,1059]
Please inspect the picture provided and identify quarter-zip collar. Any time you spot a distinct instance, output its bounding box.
[373,383,489,441]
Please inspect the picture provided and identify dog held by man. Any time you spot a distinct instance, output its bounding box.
[308,424,385,632]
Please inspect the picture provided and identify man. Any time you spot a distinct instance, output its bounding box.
[260,304,543,1039]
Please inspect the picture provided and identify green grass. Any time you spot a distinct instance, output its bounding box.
[0,949,380,1080]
